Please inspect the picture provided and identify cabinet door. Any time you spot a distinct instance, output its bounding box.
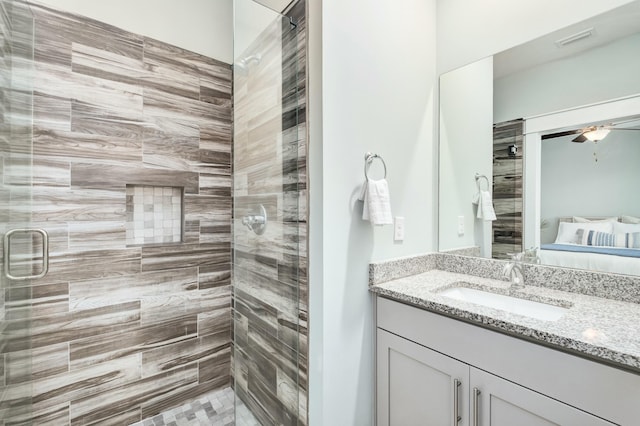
[377,329,470,426]
[469,368,616,426]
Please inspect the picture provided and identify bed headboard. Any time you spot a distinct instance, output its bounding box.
[557,216,621,223]
[543,217,621,244]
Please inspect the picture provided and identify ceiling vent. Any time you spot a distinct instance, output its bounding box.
[555,27,596,47]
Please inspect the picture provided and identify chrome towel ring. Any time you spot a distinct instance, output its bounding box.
[475,173,490,192]
[364,152,387,180]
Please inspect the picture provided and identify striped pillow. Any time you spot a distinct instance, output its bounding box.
[577,229,640,248]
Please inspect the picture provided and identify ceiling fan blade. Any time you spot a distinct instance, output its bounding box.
[542,130,582,140]
[572,133,588,143]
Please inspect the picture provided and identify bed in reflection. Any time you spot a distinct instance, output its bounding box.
[539,216,640,275]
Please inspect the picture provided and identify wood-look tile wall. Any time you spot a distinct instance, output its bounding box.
[232,1,308,425]
[492,120,524,259]
[0,3,233,424]
[0,9,36,425]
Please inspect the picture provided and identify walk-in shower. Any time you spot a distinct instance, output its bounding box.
[232,0,307,424]
[0,0,307,424]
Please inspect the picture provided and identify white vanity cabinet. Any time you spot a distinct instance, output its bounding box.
[469,367,613,426]
[377,329,470,425]
[376,296,640,426]
[377,329,612,426]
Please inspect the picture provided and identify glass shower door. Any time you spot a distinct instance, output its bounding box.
[233,0,303,424]
[0,0,36,422]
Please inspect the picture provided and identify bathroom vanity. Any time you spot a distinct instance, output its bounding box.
[370,255,640,426]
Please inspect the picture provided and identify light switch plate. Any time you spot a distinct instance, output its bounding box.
[394,216,405,241]
[457,215,465,235]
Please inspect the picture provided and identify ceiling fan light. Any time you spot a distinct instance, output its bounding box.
[583,127,610,142]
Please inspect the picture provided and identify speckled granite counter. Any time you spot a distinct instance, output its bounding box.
[371,267,640,373]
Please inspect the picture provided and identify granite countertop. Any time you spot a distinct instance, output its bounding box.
[371,269,640,373]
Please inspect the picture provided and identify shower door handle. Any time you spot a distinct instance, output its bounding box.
[3,228,49,281]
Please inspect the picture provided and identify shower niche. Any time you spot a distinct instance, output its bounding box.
[126,185,184,246]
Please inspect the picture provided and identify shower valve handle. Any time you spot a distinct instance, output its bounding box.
[241,204,267,235]
[242,214,265,227]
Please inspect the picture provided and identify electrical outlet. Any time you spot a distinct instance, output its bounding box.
[457,215,465,235]
[394,216,405,241]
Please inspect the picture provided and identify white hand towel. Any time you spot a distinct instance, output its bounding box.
[473,190,496,221]
[359,179,393,226]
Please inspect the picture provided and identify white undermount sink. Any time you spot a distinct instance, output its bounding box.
[439,286,569,321]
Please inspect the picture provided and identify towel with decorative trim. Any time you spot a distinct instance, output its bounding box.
[359,179,393,226]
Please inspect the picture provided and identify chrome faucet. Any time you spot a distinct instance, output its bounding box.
[503,252,525,290]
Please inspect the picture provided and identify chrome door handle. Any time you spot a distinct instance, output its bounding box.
[3,228,49,281]
[453,379,462,424]
[473,387,481,426]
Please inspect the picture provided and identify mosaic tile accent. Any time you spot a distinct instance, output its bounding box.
[130,387,259,426]
[126,185,183,245]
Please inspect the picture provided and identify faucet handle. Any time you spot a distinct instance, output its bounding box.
[502,261,512,276]
[523,246,540,264]
[506,252,523,261]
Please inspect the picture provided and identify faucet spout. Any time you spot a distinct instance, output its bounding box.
[503,252,525,290]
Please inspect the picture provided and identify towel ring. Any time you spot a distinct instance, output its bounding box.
[475,173,490,192]
[364,152,387,180]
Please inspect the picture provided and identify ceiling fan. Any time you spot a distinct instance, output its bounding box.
[542,121,640,142]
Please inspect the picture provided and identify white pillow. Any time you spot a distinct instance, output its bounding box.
[613,222,640,233]
[572,216,618,223]
[621,215,640,224]
[554,221,614,244]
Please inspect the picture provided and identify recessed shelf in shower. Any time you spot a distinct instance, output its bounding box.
[126,185,183,246]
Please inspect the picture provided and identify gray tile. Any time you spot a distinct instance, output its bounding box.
[132,387,259,426]
[3,0,231,420]
[0,0,308,424]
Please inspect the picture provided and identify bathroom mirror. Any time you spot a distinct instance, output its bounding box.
[438,0,640,276]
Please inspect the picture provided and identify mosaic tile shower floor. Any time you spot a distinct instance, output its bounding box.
[129,387,260,426]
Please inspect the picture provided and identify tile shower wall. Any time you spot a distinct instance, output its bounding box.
[0,1,35,423]
[492,119,524,259]
[233,1,308,425]
[0,3,233,425]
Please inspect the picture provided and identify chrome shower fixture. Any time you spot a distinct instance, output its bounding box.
[235,54,262,73]
[241,204,268,235]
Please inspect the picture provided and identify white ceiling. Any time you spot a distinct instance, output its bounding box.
[494,0,640,78]
[252,0,294,13]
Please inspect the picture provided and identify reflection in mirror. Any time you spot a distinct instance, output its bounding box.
[528,103,640,275]
[438,0,640,276]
